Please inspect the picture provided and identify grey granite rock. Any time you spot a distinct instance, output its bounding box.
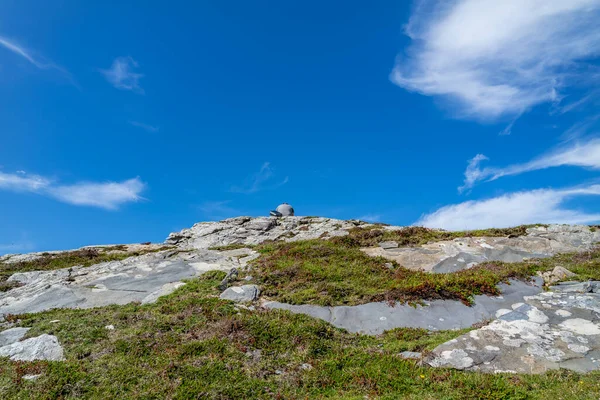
[264,278,543,334]
[0,334,64,361]
[220,285,260,303]
[427,284,600,373]
[362,225,600,272]
[0,327,30,346]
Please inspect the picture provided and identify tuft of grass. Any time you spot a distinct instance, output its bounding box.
[331,225,545,249]
[253,238,600,307]
[0,246,173,292]
[2,272,599,399]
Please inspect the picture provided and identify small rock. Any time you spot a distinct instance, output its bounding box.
[49,320,60,323]
[244,275,254,281]
[275,369,283,375]
[0,334,65,361]
[219,285,260,303]
[379,241,399,249]
[398,351,422,359]
[23,374,41,381]
[538,266,576,285]
[300,363,313,370]
[105,325,115,330]
[384,263,394,270]
[219,268,239,291]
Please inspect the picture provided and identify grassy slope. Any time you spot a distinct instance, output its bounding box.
[1,272,599,399]
[253,236,600,306]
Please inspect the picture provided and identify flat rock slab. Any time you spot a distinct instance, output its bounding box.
[264,279,543,335]
[0,249,243,318]
[427,283,600,373]
[0,334,64,361]
[363,225,600,272]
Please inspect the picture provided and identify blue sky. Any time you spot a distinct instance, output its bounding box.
[2,0,600,254]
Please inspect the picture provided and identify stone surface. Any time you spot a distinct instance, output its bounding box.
[427,284,600,373]
[219,268,239,291]
[0,327,30,347]
[0,334,64,361]
[264,278,543,335]
[537,266,577,285]
[399,351,422,359]
[363,225,600,272]
[220,285,260,303]
[165,216,380,249]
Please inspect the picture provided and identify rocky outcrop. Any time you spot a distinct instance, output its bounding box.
[363,225,600,272]
[427,281,600,373]
[165,217,377,249]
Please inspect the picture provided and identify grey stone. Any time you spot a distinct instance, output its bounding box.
[398,351,422,359]
[23,374,42,381]
[264,278,543,335]
[0,327,30,347]
[219,268,238,291]
[379,241,398,249]
[220,285,260,303]
[362,225,600,273]
[427,285,600,374]
[0,334,65,361]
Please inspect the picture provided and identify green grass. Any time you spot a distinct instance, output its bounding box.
[252,238,600,307]
[331,225,545,249]
[1,271,599,399]
[0,246,173,292]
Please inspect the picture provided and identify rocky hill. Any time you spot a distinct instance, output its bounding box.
[1,217,600,398]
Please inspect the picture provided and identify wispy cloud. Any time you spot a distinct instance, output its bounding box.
[0,35,75,85]
[417,184,600,230]
[459,137,600,192]
[101,56,144,93]
[197,201,241,221]
[0,170,145,210]
[129,121,159,133]
[391,0,600,121]
[230,162,289,194]
[357,214,382,223]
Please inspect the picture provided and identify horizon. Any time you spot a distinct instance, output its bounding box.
[2,0,600,255]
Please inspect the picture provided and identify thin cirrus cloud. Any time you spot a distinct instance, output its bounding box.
[0,171,145,210]
[0,35,75,84]
[459,137,600,192]
[230,162,289,194]
[129,121,159,133]
[391,0,600,121]
[100,56,144,93]
[416,184,600,230]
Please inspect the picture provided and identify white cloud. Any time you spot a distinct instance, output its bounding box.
[0,171,145,210]
[101,56,144,93]
[48,178,146,210]
[391,0,600,120]
[0,35,75,85]
[129,121,159,133]
[417,184,600,230]
[357,214,382,223]
[0,171,50,192]
[459,137,600,191]
[230,162,289,194]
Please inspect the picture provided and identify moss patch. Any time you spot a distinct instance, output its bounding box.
[2,272,599,399]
